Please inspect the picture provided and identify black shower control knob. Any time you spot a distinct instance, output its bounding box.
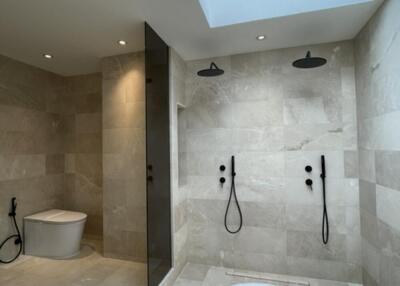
[305,179,313,186]
[219,165,226,172]
[219,177,226,184]
[305,165,312,172]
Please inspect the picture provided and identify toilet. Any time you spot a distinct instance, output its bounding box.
[24,209,87,259]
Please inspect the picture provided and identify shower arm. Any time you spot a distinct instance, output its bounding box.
[210,62,219,70]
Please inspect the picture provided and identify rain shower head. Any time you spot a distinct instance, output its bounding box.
[292,51,327,69]
[197,62,224,77]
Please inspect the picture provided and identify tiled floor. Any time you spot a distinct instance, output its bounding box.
[174,263,363,286]
[0,239,147,286]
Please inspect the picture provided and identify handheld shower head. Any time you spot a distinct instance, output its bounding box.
[231,155,236,177]
[9,197,17,217]
[320,155,326,179]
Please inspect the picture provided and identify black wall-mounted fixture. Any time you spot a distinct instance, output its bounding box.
[197,62,224,77]
[305,179,313,189]
[305,165,312,173]
[320,155,329,244]
[219,177,226,184]
[219,165,226,172]
[224,156,243,234]
[293,51,327,69]
[0,197,22,264]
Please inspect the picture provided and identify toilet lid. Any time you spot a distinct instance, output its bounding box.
[24,209,87,224]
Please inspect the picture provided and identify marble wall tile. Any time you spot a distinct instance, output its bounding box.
[61,73,103,239]
[76,113,102,133]
[0,55,67,259]
[358,112,400,151]
[361,238,380,283]
[0,154,46,180]
[358,150,376,183]
[284,150,344,178]
[45,154,65,174]
[344,151,359,178]
[346,232,362,265]
[287,256,361,283]
[375,150,400,191]
[182,41,360,283]
[359,180,377,215]
[287,230,347,262]
[286,204,346,234]
[223,251,288,275]
[232,226,287,256]
[376,184,400,232]
[101,51,146,261]
[284,123,343,151]
[0,55,104,253]
[355,1,400,276]
[285,178,349,206]
[187,223,234,265]
[343,122,358,151]
[360,209,380,249]
[283,96,340,125]
[178,263,210,281]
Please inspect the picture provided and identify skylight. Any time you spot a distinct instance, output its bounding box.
[199,0,374,28]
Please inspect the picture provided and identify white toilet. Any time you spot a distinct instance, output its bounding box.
[24,209,87,259]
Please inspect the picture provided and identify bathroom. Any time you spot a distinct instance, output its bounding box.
[0,0,399,285]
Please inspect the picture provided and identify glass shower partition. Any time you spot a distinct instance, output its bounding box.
[145,23,172,286]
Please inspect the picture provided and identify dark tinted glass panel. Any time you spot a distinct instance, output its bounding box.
[145,23,172,286]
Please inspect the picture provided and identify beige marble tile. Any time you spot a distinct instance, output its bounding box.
[101,51,146,262]
[0,242,146,286]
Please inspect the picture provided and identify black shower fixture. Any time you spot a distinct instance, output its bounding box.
[305,178,313,189]
[0,197,22,264]
[320,155,329,244]
[224,156,243,234]
[197,62,224,77]
[292,51,327,69]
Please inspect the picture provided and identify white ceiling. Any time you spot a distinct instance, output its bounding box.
[0,0,383,76]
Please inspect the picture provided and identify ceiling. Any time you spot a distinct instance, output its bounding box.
[0,0,384,76]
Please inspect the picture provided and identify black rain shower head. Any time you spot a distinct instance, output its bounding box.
[197,62,224,77]
[292,51,327,69]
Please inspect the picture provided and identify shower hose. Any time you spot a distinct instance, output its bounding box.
[0,198,23,264]
[224,156,243,234]
[321,156,329,244]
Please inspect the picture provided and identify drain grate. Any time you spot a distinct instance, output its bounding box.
[226,271,310,286]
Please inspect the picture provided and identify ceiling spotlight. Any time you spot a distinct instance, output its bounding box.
[43,53,53,59]
[118,40,127,46]
[256,35,266,41]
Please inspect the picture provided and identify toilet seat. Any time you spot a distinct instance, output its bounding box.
[25,209,87,224]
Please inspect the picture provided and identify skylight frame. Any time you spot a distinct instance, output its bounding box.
[199,0,375,28]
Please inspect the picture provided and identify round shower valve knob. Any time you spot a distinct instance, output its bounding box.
[305,179,313,187]
[305,165,312,172]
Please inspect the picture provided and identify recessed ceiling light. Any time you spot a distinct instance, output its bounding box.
[43,53,53,59]
[256,35,266,41]
[118,40,127,46]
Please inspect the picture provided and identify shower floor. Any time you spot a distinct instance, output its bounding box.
[173,263,362,286]
[0,238,146,286]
